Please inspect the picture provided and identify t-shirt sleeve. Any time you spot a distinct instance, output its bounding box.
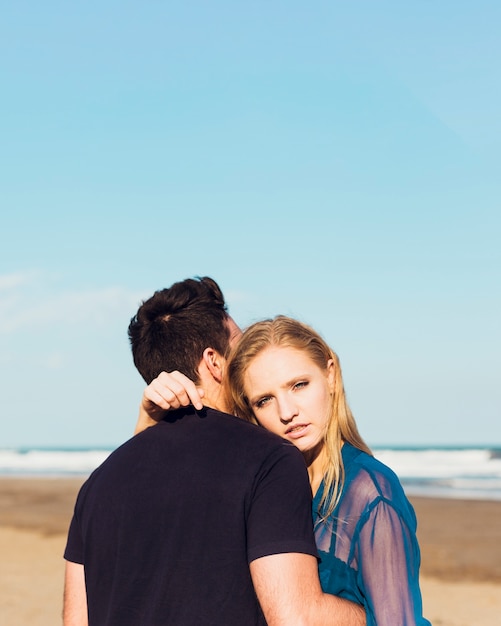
[246,442,318,563]
[63,482,89,564]
[64,512,84,563]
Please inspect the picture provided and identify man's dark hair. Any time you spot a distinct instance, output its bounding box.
[128,276,231,384]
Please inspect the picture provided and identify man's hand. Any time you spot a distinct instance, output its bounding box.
[134,371,205,434]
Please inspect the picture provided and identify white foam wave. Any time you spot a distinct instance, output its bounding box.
[374,448,501,479]
[2,447,501,499]
[0,448,111,475]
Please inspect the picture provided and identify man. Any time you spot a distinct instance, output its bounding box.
[63,276,364,625]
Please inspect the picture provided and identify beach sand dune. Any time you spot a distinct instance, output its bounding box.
[1,478,500,625]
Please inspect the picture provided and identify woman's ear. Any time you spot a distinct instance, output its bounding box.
[327,358,335,395]
[202,347,225,383]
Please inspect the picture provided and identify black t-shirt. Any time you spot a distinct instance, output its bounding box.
[64,407,317,625]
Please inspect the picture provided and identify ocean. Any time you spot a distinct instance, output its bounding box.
[1,445,501,501]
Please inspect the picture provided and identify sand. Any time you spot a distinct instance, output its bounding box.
[1,477,500,625]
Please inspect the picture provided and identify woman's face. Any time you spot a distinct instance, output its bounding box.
[243,346,335,454]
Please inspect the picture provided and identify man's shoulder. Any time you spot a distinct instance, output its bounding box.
[90,407,303,481]
[202,407,306,464]
[204,406,261,430]
[204,407,294,442]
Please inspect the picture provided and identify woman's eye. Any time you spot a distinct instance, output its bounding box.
[293,381,308,391]
[255,396,271,409]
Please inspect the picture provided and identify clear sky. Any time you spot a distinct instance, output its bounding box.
[1,1,500,448]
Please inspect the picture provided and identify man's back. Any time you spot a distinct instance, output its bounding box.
[64,407,317,625]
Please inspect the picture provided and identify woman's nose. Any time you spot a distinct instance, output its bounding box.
[277,396,298,424]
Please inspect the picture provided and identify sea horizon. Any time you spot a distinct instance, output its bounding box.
[1,444,501,502]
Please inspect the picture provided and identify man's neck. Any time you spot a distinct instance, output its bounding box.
[201,387,230,414]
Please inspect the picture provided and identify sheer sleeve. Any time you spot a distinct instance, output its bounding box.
[355,496,428,626]
[314,447,431,625]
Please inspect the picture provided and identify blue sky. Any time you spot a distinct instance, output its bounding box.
[1,1,500,448]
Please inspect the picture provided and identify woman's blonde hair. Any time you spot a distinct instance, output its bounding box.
[225,315,372,518]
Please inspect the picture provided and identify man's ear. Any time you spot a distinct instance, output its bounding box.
[202,347,225,383]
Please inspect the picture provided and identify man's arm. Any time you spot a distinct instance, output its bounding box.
[63,561,88,626]
[251,553,365,626]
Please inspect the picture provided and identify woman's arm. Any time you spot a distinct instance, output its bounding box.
[357,499,430,626]
[135,371,205,434]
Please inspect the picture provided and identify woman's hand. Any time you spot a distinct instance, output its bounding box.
[134,371,205,434]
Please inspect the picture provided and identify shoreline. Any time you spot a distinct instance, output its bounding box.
[1,477,501,625]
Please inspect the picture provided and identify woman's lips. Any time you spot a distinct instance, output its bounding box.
[285,424,309,439]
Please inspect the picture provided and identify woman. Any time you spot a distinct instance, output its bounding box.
[137,315,430,625]
[224,316,430,625]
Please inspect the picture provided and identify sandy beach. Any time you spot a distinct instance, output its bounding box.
[1,477,500,625]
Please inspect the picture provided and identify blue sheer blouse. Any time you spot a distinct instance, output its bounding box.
[313,443,431,625]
